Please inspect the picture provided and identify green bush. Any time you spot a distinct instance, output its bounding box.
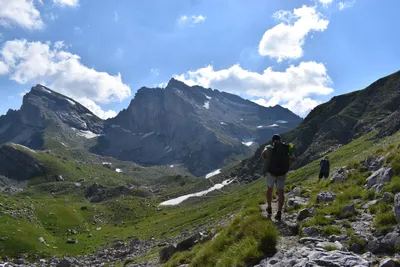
[322,225,341,236]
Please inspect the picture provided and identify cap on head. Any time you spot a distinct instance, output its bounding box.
[272,134,281,142]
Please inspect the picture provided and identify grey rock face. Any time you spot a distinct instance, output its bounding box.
[317,191,336,203]
[95,79,301,176]
[159,245,176,263]
[0,145,46,181]
[0,85,103,151]
[366,167,393,192]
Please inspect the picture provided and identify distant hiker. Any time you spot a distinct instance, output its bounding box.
[261,134,296,221]
[319,156,330,181]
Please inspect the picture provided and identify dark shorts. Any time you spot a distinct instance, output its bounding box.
[319,172,329,179]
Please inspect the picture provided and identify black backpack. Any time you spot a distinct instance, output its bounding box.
[267,142,290,176]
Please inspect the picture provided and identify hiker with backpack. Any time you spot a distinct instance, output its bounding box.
[318,156,330,181]
[261,134,296,221]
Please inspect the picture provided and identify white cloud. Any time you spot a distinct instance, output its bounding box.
[339,1,355,10]
[77,98,117,119]
[0,61,9,75]
[258,5,329,62]
[0,39,131,110]
[52,0,79,7]
[74,26,82,34]
[192,15,206,24]
[114,11,119,22]
[178,14,206,25]
[174,61,333,117]
[318,0,333,7]
[151,68,160,76]
[0,0,44,30]
[45,12,58,21]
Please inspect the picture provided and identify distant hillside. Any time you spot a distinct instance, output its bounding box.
[235,70,400,176]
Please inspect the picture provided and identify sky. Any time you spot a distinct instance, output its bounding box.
[0,0,399,119]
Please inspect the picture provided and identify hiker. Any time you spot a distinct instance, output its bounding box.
[261,134,295,221]
[319,156,330,181]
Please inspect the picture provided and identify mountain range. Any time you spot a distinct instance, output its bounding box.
[0,79,302,177]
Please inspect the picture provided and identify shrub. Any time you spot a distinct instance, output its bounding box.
[322,225,341,236]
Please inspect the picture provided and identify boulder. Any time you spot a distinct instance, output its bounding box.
[339,204,356,219]
[159,245,176,263]
[316,191,336,203]
[366,167,393,192]
[380,258,400,267]
[362,156,384,171]
[302,227,320,237]
[57,258,73,267]
[297,208,312,221]
[66,239,78,244]
[394,193,400,222]
[176,232,202,251]
[330,167,349,183]
[381,231,400,252]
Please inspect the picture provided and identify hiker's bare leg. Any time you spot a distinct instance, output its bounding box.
[267,187,273,208]
[277,189,284,212]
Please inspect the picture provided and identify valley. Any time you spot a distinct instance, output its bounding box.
[0,71,400,266]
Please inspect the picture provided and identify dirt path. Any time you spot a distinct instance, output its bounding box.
[260,202,299,252]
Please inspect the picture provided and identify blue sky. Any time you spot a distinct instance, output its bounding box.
[0,0,399,118]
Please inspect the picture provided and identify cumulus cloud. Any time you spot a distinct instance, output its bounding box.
[174,62,333,117]
[258,5,329,62]
[0,61,9,75]
[339,1,355,10]
[52,0,79,7]
[0,0,44,30]
[0,39,131,118]
[178,15,206,25]
[78,98,117,119]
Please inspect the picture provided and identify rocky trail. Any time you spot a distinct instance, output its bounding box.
[255,188,400,267]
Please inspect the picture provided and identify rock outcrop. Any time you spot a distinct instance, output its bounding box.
[0,144,46,180]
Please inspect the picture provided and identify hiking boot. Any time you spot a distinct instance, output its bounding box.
[266,206,272,216]
[275,210,282,221]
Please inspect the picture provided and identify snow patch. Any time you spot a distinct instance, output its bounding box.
[159,179,234,206]
[257,125,263,129]
[165,146,172,153]
[14,144,36,154]
[76,130,102,139]
[39,86,52,94]
[268,124,279,127]
[276,120,288,123]
[60,142,67,147]
[240,118,244,121]
[169,165,174,168]
[203,101,210,109]
[242,141,254,146]
[111,124,120,128]
[86,113,93,117]
[205,169,221,179]
[66,98,76,105]
[220,122,226,125]
[115,168,122,173]
[204,94,212,100]
[142,132,155,139]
